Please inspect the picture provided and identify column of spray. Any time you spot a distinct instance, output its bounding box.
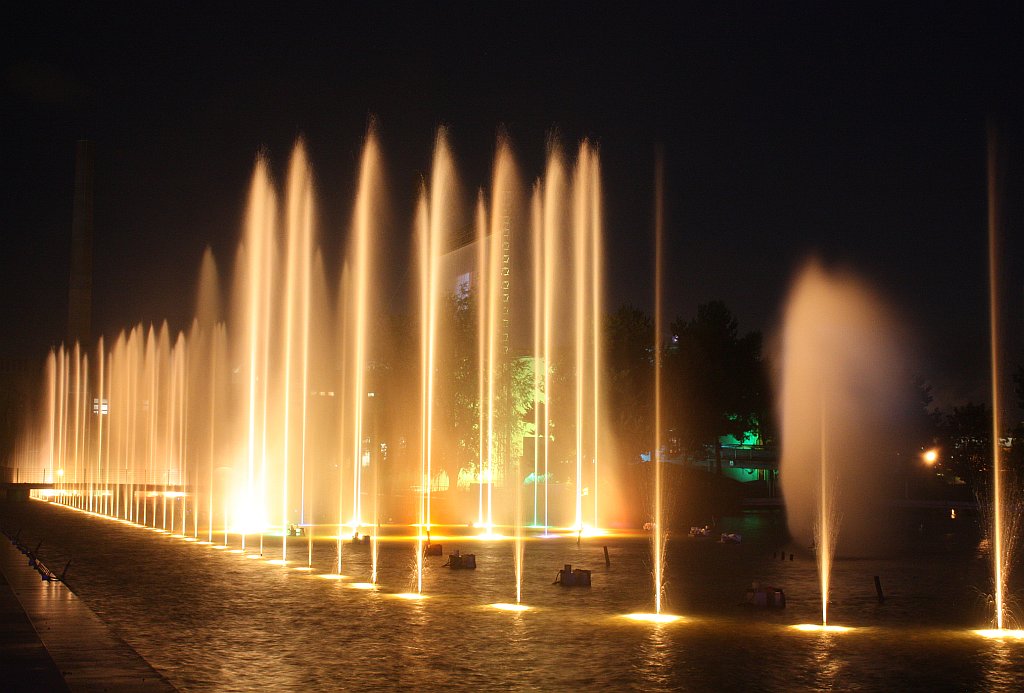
[307,250,329,569]
[54,348,63,500]
[475,193,488,528]
[71,345,82,511]
[653,155,665,614]
[131,327,143,524]
[589,152,603,529]
[187,322,200,538]
[60,347,69,504]
[126,330,137,523]
[45,352,56,488]
[210,325,226,541]
[426,129,456,539]
[350,125,383,582]
[415,190,429,593]
[103,347,114,516]
[175,333,188,536]
[531,184,542,528]
[168,335,178,531]
[335,263,350,574]
[281,143,315,559]
[542,146,566,533]
[986,126,1006,631]
[159,324,172,531]
[818,399,831,626]
[572,148,590,531]
[109,336,124,518]
[195,251,221,541]
[486,137,517,532]
[93,337,105,514]
[143,329,156,527]
[240,158,275,549]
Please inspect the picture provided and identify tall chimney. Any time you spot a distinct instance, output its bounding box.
[68,140,93,347]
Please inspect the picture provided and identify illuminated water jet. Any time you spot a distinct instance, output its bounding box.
[779,260,909,626]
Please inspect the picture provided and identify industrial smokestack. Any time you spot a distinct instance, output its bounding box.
[68,139,93,347]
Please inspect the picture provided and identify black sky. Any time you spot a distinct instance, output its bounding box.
[2,2,1021,409]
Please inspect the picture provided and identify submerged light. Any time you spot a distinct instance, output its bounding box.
[623,613,682,624]
[790,624,854,633]
[974,629,1024,640]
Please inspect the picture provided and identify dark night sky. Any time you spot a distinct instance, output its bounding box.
[2,3,1021,410]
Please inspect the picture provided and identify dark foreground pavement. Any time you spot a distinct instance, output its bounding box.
[0,511,175,692]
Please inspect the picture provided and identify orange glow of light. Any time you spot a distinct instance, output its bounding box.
[316,574,348,581]
[183,537,197,542]
[974,629,1024,640]
[245,554,262,560]
[392,593,427,601]
[266,559,288,565]
[349,582,377,590]
[490,603,529,612]
[228,549,245,554]
[623,613,683,624]
[790,624,854,633]
[292,566,313,572]
[211,545,228,550]
[922,448,939,466]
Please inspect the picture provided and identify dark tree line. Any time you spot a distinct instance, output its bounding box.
[604,300,770,471]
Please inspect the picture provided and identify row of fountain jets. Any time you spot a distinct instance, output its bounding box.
[14,125,1016,631]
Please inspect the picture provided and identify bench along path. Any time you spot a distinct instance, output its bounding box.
[0,538,175,692]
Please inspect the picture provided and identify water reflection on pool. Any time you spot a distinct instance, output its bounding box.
[3,501,1023,691]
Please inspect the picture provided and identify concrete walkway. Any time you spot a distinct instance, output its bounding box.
[0,538,175,692]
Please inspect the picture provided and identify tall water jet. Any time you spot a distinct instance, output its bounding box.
[415,189,429,592]
[484,134,520,534]
[652,155,665,615]
[779,260,909,626]
[541,143,566,533]
[571,140,602,531]
[985,123,1015,633]
[475,192,488,529]
[347,122,384,579]
[281,141,316,558]
[588,151,603,529]
[424,127,458,540]
[236,155,276,541]
[530,183,543,530]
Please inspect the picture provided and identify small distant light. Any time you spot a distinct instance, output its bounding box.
[367,392,375,398]
[56,469,65,478]
[951,508,956,519]
[922,449,939,466]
